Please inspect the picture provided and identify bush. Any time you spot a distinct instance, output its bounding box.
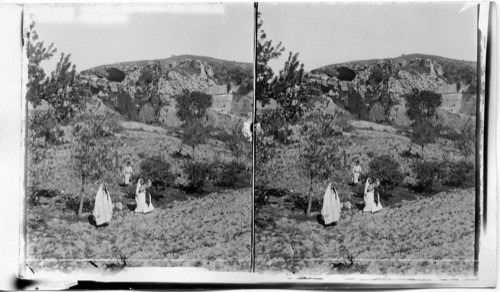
[182,161,211,193]
[139,156,175,197]
[61,193,93,216]
[288,192,322,214]
[411,160,442,192]
[212,161,250,188]
[443,160,475,188]
[368,155,404,194]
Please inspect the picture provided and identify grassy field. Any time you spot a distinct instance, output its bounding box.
[255,121,474,276]
[26,121,251,272]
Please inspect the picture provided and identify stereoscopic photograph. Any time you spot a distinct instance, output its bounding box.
[255,2,479,276]
[24,3,253,273]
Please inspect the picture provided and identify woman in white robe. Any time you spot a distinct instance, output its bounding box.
[93,184,113,226]
[134,179,154,214]
[363,178,382,213]
[321,182,341,225]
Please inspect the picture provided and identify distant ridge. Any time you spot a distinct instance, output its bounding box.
[314,53,476,71]
[82,54,252,73]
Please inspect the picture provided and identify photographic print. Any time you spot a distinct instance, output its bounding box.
[255,2,479,277]
[23,3,253,274]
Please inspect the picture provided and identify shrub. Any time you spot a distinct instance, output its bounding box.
[182,161,211,193]
[212,161,250,188]
[411,160,442,192]
[288,192,322,214]
[139,156,175,197]
[61,193,93,216]
[368,155,404,189]
[443,160,475,188]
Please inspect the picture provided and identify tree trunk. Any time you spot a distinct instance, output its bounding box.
[192,146,195,159]
[421,144,424,158]
[77,174,85,218]
[306,179,313,217]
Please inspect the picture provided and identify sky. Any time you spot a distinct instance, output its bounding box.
[258,2,477,73]
[27,3,254,73]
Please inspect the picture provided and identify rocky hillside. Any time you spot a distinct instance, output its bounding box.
[79,55,253,127]
[308,54,476,128]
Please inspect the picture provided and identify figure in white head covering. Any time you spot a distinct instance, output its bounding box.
[134,178,154,214]
[93,184,113,226]
[363,178,382,213]
[321,182,341,226]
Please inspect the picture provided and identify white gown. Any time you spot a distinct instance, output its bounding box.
[363,179,382,213]
[321,183,341,224]
[134,181,154,213]
[93,184,113,225]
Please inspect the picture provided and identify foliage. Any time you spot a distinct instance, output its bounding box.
[368,102,386,123]
[288,192,322,215]
[42,53,91,123]
[411,119,441,158]
[27,111,57,190]
[26,22,56,108]
[217,122,251,163]
[455,120,476,162]
[61,192,93,217]
[174,91,213,122]
[404,89,443,122]
[181,119,211,158]
[368,155,404,188]
[70,113,119,217]
[181,161,211,193]
[442,160,475,188]
[256,11,285,107]
[138,103,157,124]
[411,160,442,192]
[298,110,344,216]
[269,52,321,124]
[139,156,175,198]
[211,161,250,188]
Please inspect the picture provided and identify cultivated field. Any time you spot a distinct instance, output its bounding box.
[255,121,474,276]
[25,122,251,273]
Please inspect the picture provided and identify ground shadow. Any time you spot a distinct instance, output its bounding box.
[316,214,337,228]
[126,203,136,211]
[355,203,365,211]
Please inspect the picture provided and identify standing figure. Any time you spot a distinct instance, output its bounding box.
[93,184,113,226]
[363,177,382,213]
[135,178,154,214]
[352,160,361,185]
[321,181,341,226]
[123,161,133,186]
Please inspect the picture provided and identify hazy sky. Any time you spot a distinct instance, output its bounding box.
[259,2,477,72]
[27,3,254,73]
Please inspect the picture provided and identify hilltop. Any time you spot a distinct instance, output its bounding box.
[308,54,476,129]
[78,55,253,128]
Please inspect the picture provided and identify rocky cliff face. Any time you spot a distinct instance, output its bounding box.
[308,54,476,128]
[79,55,253,127]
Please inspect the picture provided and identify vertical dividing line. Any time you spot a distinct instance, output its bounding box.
[21,9,28,278]
[250,1,257,274]
[474,2,489,277]
[473,4,480,277]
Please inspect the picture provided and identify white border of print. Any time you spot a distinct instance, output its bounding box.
[0,0,497,290]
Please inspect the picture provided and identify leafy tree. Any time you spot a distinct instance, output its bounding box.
[298,111,344,216]
[175,91,213,122]
[43,53,91,122]
[455,119,476,162]
[26,22,56,108]
[181,119,210,159]
[219,122,250,163]
[27,111,56,192]
[256,11,284,107]
[411,118,440,158]
[71,114,118,218]
[404,89,443,122]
